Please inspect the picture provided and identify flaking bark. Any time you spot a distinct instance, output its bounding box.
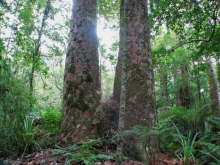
[61,0,101,142]
[117,0,157,162]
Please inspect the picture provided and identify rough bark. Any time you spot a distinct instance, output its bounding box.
[97,99,119,137]
[116,0,128,162]
[112,0,126,145]
[207,59,220,115]
[61,0,101,142]
[117,0,157,162]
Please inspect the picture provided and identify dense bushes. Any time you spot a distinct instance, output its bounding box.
[158,106,211,134]
[127,106,220,164]
[33,107,61,148]
[158,107,220,164]
[39,107,61,133]
[52,139,113,165]
[0,65,61,157]
[0,72,219,164]
[0,73,35,157]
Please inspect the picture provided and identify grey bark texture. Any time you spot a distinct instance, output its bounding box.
[61,0,101,142]
[116,0,127,163]
[116,0,157,162]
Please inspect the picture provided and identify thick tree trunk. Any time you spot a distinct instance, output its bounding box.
[117,0,156,162]
[61,0,101,142]
[207,59,220,115]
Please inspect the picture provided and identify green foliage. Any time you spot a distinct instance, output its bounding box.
[152,0,220,58]
[196,131,220,164]
[99,42,118,100]
[25,107,61,149]
[0,74,36,157]
[174,127,197,160]
[98,0,120,19]
[159,106,211,133]
[52,139,113,165]
[21,117,35,148]
[40,107,61,133]
[101,71,115,100]
[0,0,219,163]
[126,106,220,164]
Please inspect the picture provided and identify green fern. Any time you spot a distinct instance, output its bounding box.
[52,139,113,165]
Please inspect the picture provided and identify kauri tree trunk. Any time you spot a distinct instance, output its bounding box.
[207,59,220,116]
[117,0,156,162]
[61,0,101,142]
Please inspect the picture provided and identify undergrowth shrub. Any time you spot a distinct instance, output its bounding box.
[126,106,220,164]
[52,139,113,165]
[40,107,61,133]
[0,74,36,158]
[159,106,211,134]
[32,107,61,149]
[195,116,220,164]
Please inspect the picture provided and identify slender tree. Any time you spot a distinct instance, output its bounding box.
[160,69,169,106]
[29,0,51,97]
[207,58,220,115]
[117,0,156,161]
[176,64,192,108]
[217,58,220,86]
[61,0,101,142]
[0,39,6,95]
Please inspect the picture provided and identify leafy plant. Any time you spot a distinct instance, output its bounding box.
[52,139,113,165]
[125,106,220,164]
[159,106,211,134]
[40,107,61,133]
[20,117,36,151]
[174,127,197,161]
[29,107,61,149]
[0,74,36,157]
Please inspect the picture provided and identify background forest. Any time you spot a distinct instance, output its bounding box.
[0,0,220,165]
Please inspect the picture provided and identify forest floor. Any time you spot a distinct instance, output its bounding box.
[11,149,195,165]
